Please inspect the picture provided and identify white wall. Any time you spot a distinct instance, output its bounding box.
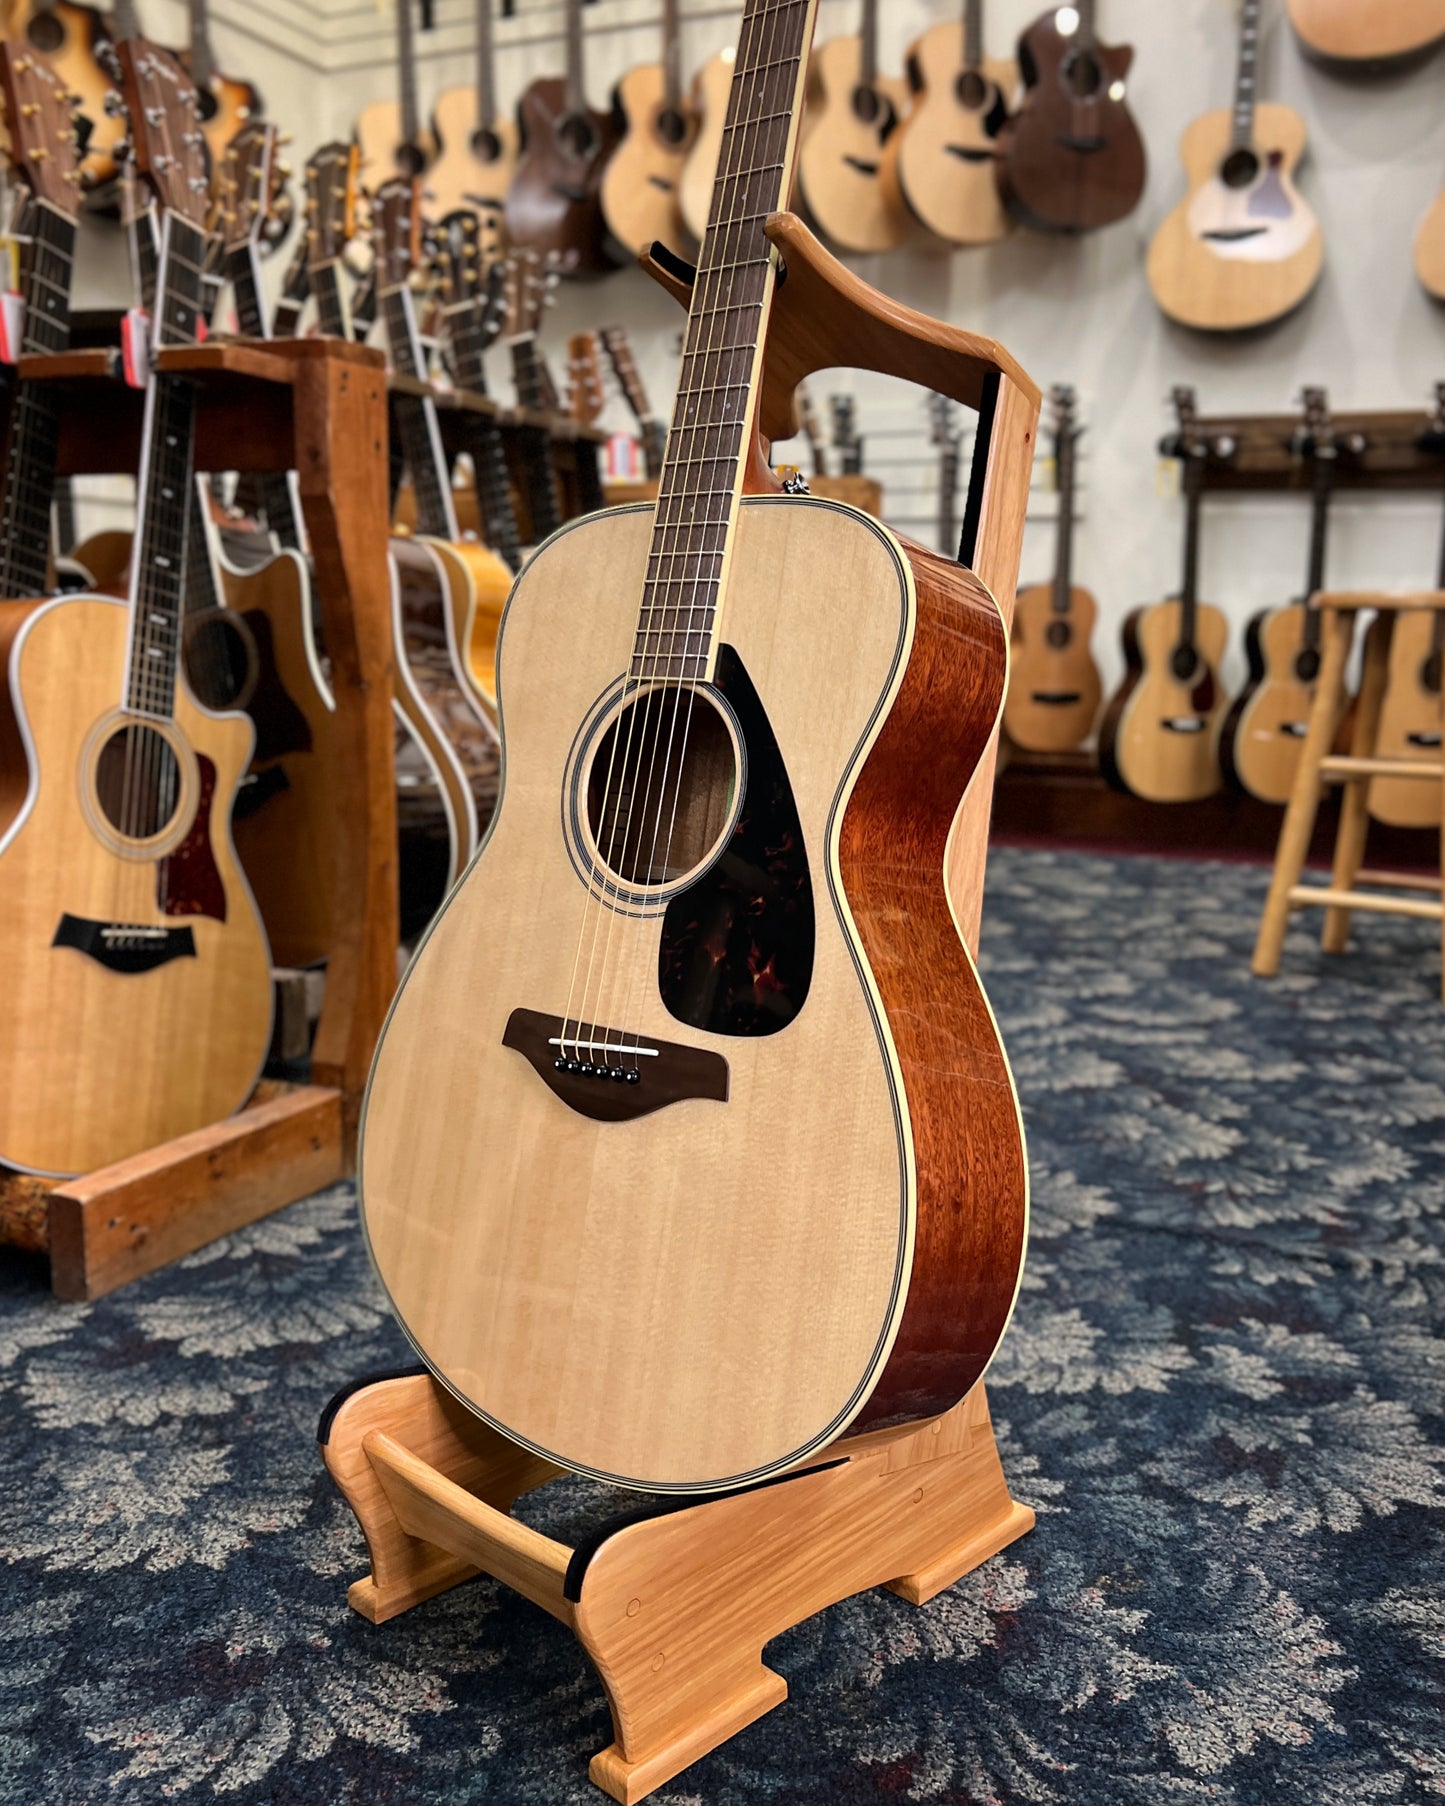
[70,0,1445,698]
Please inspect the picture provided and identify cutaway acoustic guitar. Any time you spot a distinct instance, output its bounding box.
[880,0,1017,248]
[353,0,436,185]
[0,40,272,1177]
[1099,389,1229,802]
[600,0,698,261]
[1148,0,1323,333]
[428,0,518,218]
[798,0,909,254]
[1221,388,1351,804]
[1005,384,1102,753]
[359,0,1029,1495]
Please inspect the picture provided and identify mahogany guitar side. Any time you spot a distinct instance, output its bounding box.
[505,78,625,275]
[358,497,1027,1492]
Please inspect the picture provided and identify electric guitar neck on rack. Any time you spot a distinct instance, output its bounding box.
[600,0,697,262]
[599,324,667,479]
[1100,387,1229,802]
[881,0,1017,248]
[1149,0,1324,333]
[429,0,518,217]
[799,0,910,254]
[0,36,273,1178]
[504,0,624,276]
[359,0,1030,1496]
[1005,384,1103,753]
[1222,386,1349,804]
[997,0,1146,233]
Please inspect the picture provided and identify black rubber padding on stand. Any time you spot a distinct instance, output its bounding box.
[316,1364,429,1445]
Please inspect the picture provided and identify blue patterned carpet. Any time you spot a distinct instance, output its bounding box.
[2,848,1443,1805]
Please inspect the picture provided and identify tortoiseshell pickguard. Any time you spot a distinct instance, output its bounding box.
[659,645,814,1038]
[157,755,227,922]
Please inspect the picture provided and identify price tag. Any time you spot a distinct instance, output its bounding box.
[1156,457,1182,499]
[121,308,151,388]
[0,291,24,364]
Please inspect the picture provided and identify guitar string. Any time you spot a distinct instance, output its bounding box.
[609,0,805,1070]
[559,0,786,1071]
[588,0,804,1074]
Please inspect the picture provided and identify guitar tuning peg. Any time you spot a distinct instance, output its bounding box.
[102,90,127,117]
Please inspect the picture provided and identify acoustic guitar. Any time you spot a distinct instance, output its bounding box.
[185,0,260,168]
[1221,388,1350,805]
[600,324,668,478]
[1005,385,1102,754]
[505,0,624,276]
[0,39,272,1178]
[1416,180,1445,302]
[2,0,120,189]
[996,1,1145,233]
[353,0,436,186]
[1148,0,1322,333]
[1371,388,1445,828]
[677,43,733,243]
[428,0,518,217]
[798,0,909,254]
[357,0,1028,1496]
[880,0,1017,249]
[600,0,698,261]
[1099,389,1229,803]
[1287,0,1445,62]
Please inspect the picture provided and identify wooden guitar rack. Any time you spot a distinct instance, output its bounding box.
[1163,402,1445,493]
[322,216,1040,1802]
[0,338,398,1299]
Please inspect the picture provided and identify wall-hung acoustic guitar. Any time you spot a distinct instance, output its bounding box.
[1220,388,1350,805]
[428,0,517,217]
[880,0,1017,249]
[1148,0,1322,333]
[505,0,624,276]
[1287,0,1445,62]
[354,0,436,185]
[1099,389,1229,803]
[358,0,1029,1496]
[678,41,734,243]
[1004,385,1102,753]
[184,0,260,168]
[0,39,272,1178]
[1371,388,1445,829]
[600,0,698,261]
[798,0,909,254]
[1416,178,1445,302]
[996,1,1145,233]
[600,324,668,479]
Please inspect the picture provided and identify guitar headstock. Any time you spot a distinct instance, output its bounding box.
[1300,384,1337,460]
[304,139,359,269]
[1049,383,1079,444]
[502,246,557,338]
[435,206,508,342]
[928,391,960,449]
[0,43,81,214]
[567,332,607,427]
[371,175,421,292]
[599,325,652,426]
[217,120,277,254]
[117,39,208,226]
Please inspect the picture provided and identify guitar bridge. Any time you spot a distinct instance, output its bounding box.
[503,1008,729,1123]
[52,914,197,974]
[1030,690,1083,706]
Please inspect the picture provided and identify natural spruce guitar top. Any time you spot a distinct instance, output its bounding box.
[357,0,1030,1496]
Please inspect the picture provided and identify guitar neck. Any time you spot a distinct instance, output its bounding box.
[397,0,420,148]
[0,201,77,597]
[963,0,983,68]
[938,443,959,557]
[511,335,549,413]
[447,301,491,394]
[1299,445,1334,651]
[1231,0,1262,150]
[463,413,522,571]
[641,418,667,479]
[187,0,214,90]
[273,239,310,337]
[565,0,585,115]
[860,0,878,90]
[520,422,563,541]
[185,479,223,616]
[229,240,269,337]
[1052,425,1074,613]
[1177,453,1204,651]
[476,0,496,128]
[635,0,818,684]
[1078,0,1097,48]
[662,0,682,111]
[382,283,461,542]
[311,260,353,340]
[112,0,141,42]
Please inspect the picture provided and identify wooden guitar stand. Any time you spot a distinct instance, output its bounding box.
[0,339,399,1298]
[322,1369,1032,1804]
[322,217,1040,1803]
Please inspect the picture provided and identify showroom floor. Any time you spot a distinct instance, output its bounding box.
[2,847,1441,1806]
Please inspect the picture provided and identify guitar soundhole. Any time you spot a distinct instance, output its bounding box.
[183,608,258,713]
[1294,647,1321,685]
[852,84,883,126]
[1062,50,1102,100]
[559,114,599,161]
[397,139,428,179]
[656,107,689,148]
[1423,653,1443,696]
[955,69,987,111]
[1221,147,1260,190]
[195,84,219,124]
[26,10,62,51]
[1045,620,1073,650]
[95,726,183,842]
[470,126,503,162]
[1170,645,1198,684]
[586,686,737,889]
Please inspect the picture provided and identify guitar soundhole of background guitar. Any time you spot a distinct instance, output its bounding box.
[95,727,182,841]
[586,686,736,889]
[1221,148,1260,190]
[1046,620,1073,649]
[657,108,689,148]
[184,611,258,713]
[1294,647,1321,685]
[559,114,600,160]
[25,11,62,52]
[1063,51,1103,101]
[469,126,504,162]
[956,69,988,110]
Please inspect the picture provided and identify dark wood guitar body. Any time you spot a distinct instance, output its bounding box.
[996,10,1146,232]
[505,79,625,275]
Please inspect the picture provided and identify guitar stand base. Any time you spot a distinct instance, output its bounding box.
[319,1369,1033,1803]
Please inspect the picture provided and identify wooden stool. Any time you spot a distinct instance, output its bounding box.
[1253,589,1445,999]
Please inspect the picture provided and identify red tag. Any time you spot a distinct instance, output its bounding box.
[195,314,208,344]
[0,291,23,365]
[121,308,151,388]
